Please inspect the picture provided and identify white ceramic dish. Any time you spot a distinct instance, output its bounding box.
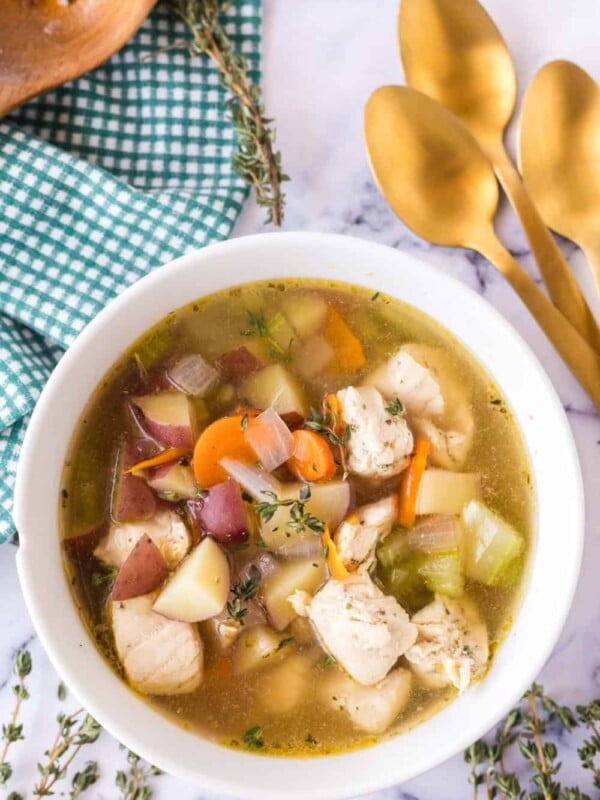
[14,232,583,800]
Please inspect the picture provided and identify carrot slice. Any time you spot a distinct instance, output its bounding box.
[126,446,189,474]
[287,429,337,482]
[322,526,349,581]
[324,308,366,372]
[398,438,431,527]
[323,392,345,438]
[193,412,259,487]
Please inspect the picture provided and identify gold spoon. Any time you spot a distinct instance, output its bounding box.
[364,86,600,410]
[398,0,600,353]
[519,60,600,297]
[0,0,157,117]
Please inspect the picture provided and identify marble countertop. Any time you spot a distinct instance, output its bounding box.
[0,0,598,797]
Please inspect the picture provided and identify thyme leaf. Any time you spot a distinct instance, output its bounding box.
[242,726,264,750]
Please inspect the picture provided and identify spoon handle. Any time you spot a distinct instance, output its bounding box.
[477,232,600,411]
[583,241,600,298]
[491,147,600,354]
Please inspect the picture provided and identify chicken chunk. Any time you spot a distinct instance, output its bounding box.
[296,575,417,685]
[322,667,412,734]
[334,496,398,571]
[337,386,413,479]
[405,595,489,694]
[94,510,191,570]
[112,593,203,695]
[364,346,444,417]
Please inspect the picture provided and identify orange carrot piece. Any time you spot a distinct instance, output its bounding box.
[126,447,189,474]
[324,308,366,372]
[287,429,337,482]
[322,526,349,580]
[323,392,345,437]
[398,438,431,527]
[193,412,259,487]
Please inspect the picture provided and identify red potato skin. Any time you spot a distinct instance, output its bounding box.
[111,534,169,601]
[139,416,193,449]
[112,442,158,522]
[280,411,305,431]
[215,346,263,383]
[187,479,249,544]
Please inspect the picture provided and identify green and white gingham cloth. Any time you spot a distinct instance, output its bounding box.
[0,1,262,542]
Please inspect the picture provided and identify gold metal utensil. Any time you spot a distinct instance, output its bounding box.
[519,60,600,297]
[364,86,600,409]
[398,0,600,353]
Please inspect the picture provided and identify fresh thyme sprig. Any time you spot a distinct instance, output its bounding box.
[171,0,288,225]
[91,563,119,588]
[242,725,264,750]
[256,485,325,536]
[70,761,99,799]
[241,310,268,338]
[465,684,599,800]
[0,650,32,786]
[385,397,405,417]
[226,565,261,624]
[115,749,162,800]
[33,711,101,798]
[305,405,351,476]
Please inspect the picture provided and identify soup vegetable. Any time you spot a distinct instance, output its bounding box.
[61,279,533,755]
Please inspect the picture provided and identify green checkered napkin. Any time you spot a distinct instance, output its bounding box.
[0,1,262,542]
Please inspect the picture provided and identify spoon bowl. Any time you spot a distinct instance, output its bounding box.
[398,0,600,351]
[365,86,498,247]
[399,0,515,151]
[0,0,157,117]
[364,85,600,408]
[519,60,600,293]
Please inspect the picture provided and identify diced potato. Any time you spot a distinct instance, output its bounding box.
[267,312,296,351]
[133,391,193,449]
[146,463,198,500]
[293,334,335,380]
[233,625,284,674]
[153,537,230,622]
[281,293,328,339]
[261,558,327,630]
[259,481,351,549]
[240,364,308,417]
[260,654,312,713]
[461,501,524,586]
[416,469,481,516]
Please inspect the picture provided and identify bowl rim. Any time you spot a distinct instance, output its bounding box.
[14,231,584,799]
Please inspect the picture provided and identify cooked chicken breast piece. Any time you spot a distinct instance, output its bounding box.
[410,417,472,471]
[296,575,417,685]
[334,496,397,571]
[337,386,413,479]
[112,593,203,695]
[364,346,444,417]
[322,667,412,734]
[405,595,489,694]
[94,510,191,569]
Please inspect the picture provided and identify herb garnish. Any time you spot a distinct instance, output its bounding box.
[227,566,261,624]
[256,486,325,535]
[116,749,162,800]
[371,291,380,301]
[305,404,351,475]
[91,564,119,588]
[242,726,265,750]
[171,0,288,226]
[276,637,295,652]
[322,654,336,668]
[241,413,249,431]
[465,684,600,799]
[34,711,101,797]
[385,397,405,417]
[0,650,31,786]
[241,310,268,338]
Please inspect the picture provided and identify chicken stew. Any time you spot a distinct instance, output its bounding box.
[61,279,533,756]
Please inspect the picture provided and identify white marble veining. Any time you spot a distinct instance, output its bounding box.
[0,0,598,797]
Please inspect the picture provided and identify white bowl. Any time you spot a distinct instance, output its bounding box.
[14,232,583,799]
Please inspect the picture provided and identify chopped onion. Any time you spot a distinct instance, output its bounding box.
[168,354,219,397]
[407,515,461,554]
[219,458,282,501]
[244,407,295,471]
[241,552,280,581]
[275,535,323,560]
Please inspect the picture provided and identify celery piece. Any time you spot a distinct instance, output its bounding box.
[461,501,524,587]
[267,312,296,351]
[376,527,410,571]
[189,396,210,442]
[418,551,464,597]
[376,557,431,614]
